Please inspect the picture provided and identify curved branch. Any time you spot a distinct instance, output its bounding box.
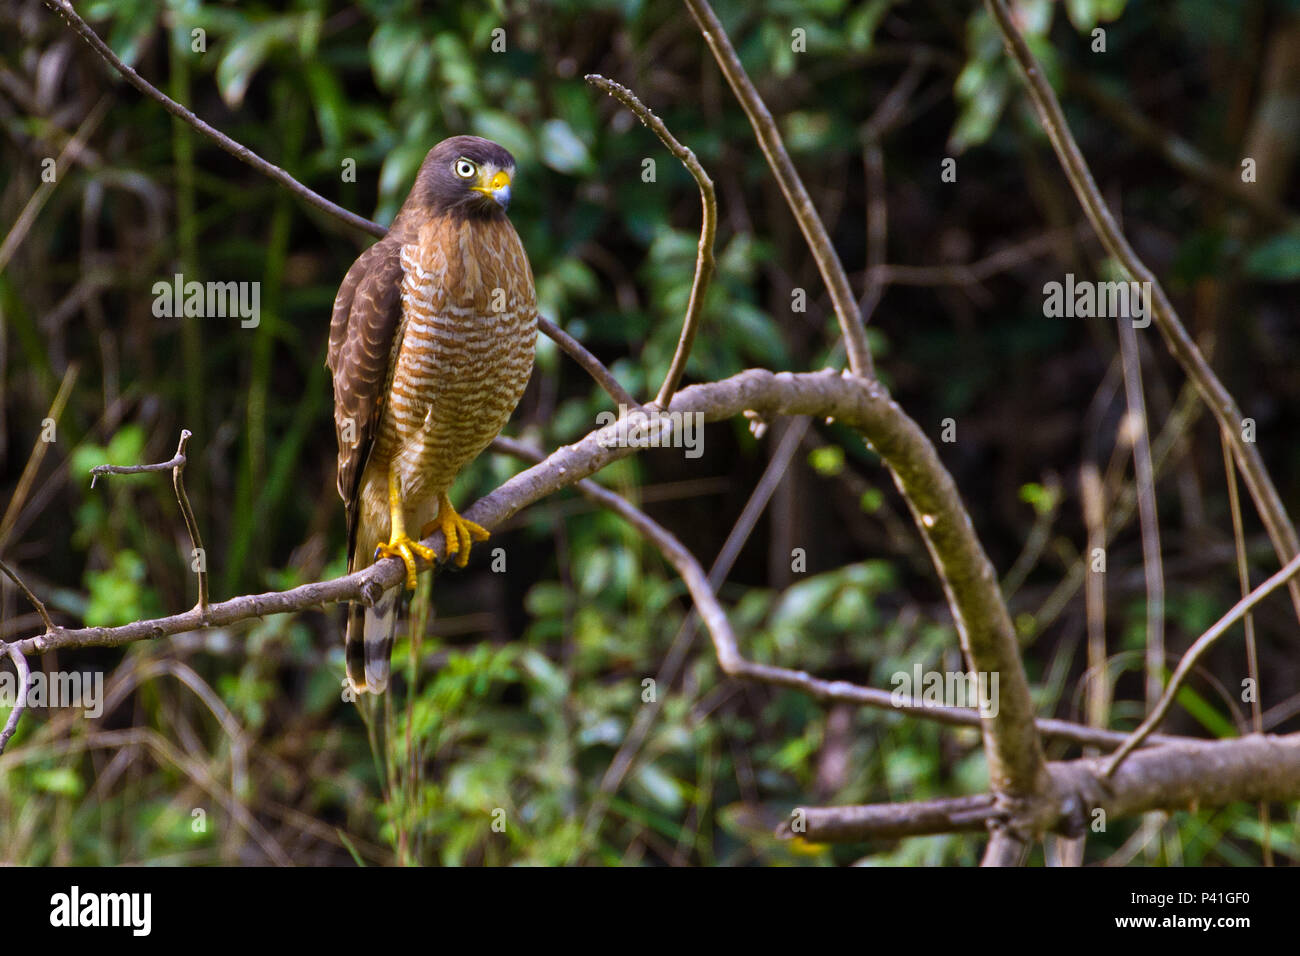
[1104,550,1300,777]
[10,369,1046,805]
[586,74,716,408]
[0,641,31,756]
[682,0,875,379]
[91,429,209,614]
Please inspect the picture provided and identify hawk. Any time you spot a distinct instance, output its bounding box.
[328,136,537,693]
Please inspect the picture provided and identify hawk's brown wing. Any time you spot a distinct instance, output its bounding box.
[327,237,405,569]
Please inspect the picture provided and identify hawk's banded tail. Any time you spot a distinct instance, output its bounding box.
[345,590,398,694]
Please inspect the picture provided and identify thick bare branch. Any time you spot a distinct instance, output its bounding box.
[10,369,1047,806]
[786,733,1300,843]
[1104,550,1300,776]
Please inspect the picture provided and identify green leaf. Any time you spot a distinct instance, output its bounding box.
[33,767,85,798]
[632,762,684,812]
[304,63,348,149]
[471,112,535,164]
[217,22,292,109]
[808,445,844,476]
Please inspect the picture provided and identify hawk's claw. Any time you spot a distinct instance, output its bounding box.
[420,494,489,568]
[374,534,436,591]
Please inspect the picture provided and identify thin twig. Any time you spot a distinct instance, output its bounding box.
[585,75,716,410]
[89,442,184,485]
[1080,463,1109,739]
[90,429,209,615]
[0,364,79,552]
[985,0,1300,626]
[1118,316,1164,712]
[0,96,110,272]
[41,0,379,238]
[1221,433,1262,736]
[1071,71,1298,230]
[1221,431,1271,865]
[0,641,31,756]
[0,559,56,635]
[859,142,887,323]
[683,0,874,379]
[171,431,209,614]
[1103,550,1300,777]
[536,316,635,409]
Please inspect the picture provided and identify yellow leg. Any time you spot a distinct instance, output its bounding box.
[420,493,489,569]
[374,470,436,590]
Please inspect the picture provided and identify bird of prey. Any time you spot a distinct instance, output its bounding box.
[327,136,537,693]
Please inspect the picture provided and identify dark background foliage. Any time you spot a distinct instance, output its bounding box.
[1,0,1297,864]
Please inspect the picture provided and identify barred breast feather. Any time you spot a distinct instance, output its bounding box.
[352,214,537,567]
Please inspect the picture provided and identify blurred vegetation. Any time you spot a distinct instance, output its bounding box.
[1,0,1299,865]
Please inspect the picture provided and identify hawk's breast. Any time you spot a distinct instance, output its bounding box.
[381,214,537,501]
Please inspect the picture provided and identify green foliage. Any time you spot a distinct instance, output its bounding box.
[0,0,1289,869]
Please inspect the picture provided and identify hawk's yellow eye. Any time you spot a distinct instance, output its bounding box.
[454,159,476,179]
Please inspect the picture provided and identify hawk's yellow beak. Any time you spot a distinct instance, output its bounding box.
[472,169,512,209]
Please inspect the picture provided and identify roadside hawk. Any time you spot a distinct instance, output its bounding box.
[328,135,537,693]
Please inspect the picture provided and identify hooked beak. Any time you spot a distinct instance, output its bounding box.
[472,169,512,210]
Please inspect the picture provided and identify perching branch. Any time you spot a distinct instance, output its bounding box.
[7,370,906,657]
[585,74,717,409]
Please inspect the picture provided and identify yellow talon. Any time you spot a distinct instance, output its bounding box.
[420,493,489,568]
[374,534,436,591]
[377,469,437,590]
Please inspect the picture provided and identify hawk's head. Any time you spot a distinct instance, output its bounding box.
[413,135,516,219]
